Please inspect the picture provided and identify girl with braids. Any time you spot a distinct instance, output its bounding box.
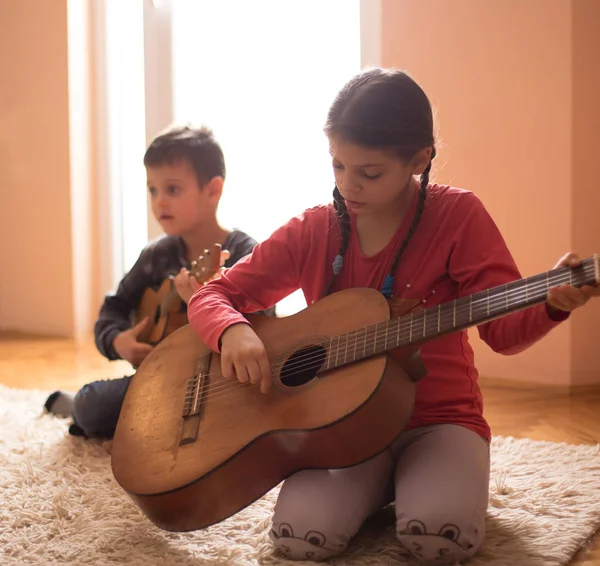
[187,68,598,564]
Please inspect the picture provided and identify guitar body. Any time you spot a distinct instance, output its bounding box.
[112,288,423,532]
[135,279,187,345]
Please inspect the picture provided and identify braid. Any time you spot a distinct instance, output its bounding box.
[388,149,435,277]
[332,185,351,257]
[323,186,351,296]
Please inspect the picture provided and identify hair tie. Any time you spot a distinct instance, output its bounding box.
[332,254,344,276]
[381,274,394,299]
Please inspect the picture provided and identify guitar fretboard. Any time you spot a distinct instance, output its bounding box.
[322,256,599,371]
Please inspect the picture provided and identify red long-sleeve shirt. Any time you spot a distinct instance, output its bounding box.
[188,185,568,440]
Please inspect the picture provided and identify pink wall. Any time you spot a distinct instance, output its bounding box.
[380,0,599,385]
[571,0,600,385]
[0,0,74,335]
[0,0,98,338]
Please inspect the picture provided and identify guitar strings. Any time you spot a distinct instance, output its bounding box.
[183,258,592,397]
[176,264,595,407]
[186,264,594,403]
[265,262,594,377]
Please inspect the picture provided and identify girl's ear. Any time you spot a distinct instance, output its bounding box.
[411,147,433,175]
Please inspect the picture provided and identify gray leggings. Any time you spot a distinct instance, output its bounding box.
[269,424,490,565]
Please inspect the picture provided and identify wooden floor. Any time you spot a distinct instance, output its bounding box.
[1,332,599,564]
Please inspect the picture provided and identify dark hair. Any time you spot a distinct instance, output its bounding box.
[143,125,226,186]
[323,68,436,296]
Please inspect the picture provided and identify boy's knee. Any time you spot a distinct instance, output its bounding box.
[269,520,348,561]
[72,383,118,438]
[396,513,484,565]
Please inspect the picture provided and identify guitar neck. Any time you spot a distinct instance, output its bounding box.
[165,289,181,310]
[323,255,599,371]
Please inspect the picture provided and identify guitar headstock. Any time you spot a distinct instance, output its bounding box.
[189,243,230,284]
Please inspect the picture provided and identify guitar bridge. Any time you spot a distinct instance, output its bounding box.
[179,353,211,446]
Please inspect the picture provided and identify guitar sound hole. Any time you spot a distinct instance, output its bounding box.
[280,345,327,387]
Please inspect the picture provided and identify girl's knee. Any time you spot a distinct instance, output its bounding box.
[396,516,484,565]
[269,521,348,561]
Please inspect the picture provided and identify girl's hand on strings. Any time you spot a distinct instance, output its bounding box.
[220,323,272,394]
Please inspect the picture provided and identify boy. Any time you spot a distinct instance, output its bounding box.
[45,125,273,439]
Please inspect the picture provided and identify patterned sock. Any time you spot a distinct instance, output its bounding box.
[44,391,75,418]
[68,422,86,437]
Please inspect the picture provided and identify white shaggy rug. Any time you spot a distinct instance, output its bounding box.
[2,384,600,566]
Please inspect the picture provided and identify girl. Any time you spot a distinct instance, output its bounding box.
[186,68,599,564]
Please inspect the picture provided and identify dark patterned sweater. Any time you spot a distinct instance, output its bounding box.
[94,230,273,360]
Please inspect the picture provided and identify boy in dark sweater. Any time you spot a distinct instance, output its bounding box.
[45,125,273,438]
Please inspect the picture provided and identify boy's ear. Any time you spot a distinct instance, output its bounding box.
[204,176,224,204]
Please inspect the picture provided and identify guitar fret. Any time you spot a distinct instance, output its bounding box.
[344,333,348,364]
[437,305,441,333]
[409,313,413,342]
[329,336,335,369]
[487,289,490,316]
[346,331,351,363]
[346,332,351,364]
[344,333,349,364]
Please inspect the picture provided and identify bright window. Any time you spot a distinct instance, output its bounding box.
[170,0,361,313]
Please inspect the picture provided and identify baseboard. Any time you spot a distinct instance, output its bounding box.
[479,375,600,395]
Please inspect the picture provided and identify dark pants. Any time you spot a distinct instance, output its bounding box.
[71,375,134,439]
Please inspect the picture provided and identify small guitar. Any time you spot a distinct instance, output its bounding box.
[135,243,228,345]
[112,255,599,533]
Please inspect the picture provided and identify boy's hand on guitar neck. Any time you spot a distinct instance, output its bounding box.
[113,317,153,367]
[173,249,230,304]
[173,268,203,303]
[220,323,272,394]
[173,267,225,303]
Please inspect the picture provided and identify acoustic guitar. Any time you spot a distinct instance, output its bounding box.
[111,255,599,532]
[135,243,228,345]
